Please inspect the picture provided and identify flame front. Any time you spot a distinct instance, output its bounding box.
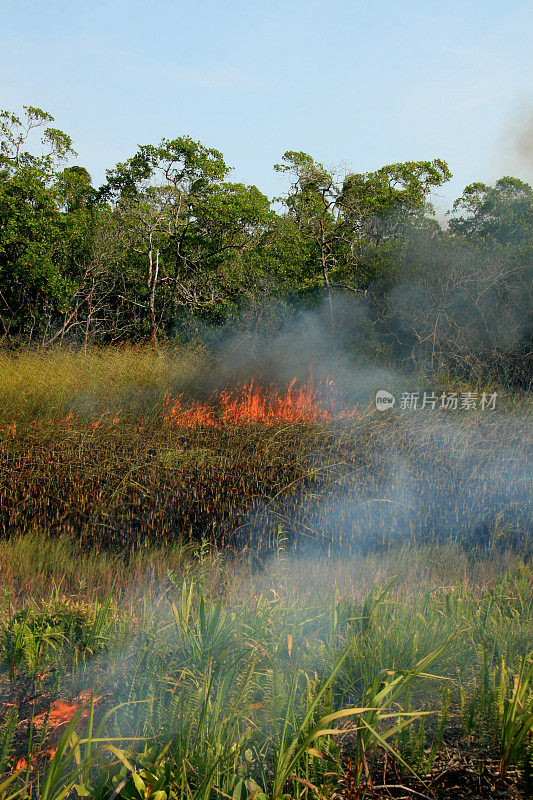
[164,377,359,428]
[0,377,360,436]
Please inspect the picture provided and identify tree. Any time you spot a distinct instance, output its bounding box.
[275,153,452,328]
[0,105,75,176]
[274,151,343,329]
[0,106,80,342]
[57,166,95,212]
[103,137,271,338]
[448,177,533,246]
[335,159,451,286]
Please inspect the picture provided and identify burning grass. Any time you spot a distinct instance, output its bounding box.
[0,399,529,557]
[163,377,360,427]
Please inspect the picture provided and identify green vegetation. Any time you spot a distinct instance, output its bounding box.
[0,536,531,799]
[1,106,531,387]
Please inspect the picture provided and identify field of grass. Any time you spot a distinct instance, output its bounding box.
[0,347,531,799]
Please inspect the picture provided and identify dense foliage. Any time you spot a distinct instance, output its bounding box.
[1,107,531,384]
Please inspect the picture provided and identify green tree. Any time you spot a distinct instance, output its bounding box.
[275,153,451,327]
[336,159,451,288]
[0,106,80,342]
[274,151,344,328]
[103,137,271,337]
[448,176,533,246]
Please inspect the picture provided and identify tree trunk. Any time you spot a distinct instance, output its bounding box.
[320,218,334,333]
[148,238,159,347]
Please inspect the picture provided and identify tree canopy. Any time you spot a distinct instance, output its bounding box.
[0,105,530,384]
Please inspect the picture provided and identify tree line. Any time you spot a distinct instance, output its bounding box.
[0,106,531,384]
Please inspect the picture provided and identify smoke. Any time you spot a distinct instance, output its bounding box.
[499,102,533,182]
[177,260,531,565]
[12,202,530,563]
[242,410,532,565]
[199,293,394,406]
[514,105,533,172]
[152,224,532,566]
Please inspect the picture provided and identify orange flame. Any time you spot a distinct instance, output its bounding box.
[164,377,359,428]
[16,747,56,772]
[2,421,17,437]
[0,377,360,436]
[32,691,98,729]
[13,693,97,773]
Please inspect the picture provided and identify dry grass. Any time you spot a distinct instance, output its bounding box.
[0,344,209,424]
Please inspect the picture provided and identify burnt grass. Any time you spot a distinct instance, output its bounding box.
[0,410,530,558]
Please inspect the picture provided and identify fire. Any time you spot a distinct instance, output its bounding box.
[32,691,98,729]
[164,377,359,428]
[16,748,56,772]
[13,692,98,773]
[0,377,360,436]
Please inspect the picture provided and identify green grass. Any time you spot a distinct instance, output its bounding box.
[0,542,531,798]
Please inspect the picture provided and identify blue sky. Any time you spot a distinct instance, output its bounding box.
[1,0,532,217]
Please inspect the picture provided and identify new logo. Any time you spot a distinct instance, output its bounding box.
[375,390,396,411]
